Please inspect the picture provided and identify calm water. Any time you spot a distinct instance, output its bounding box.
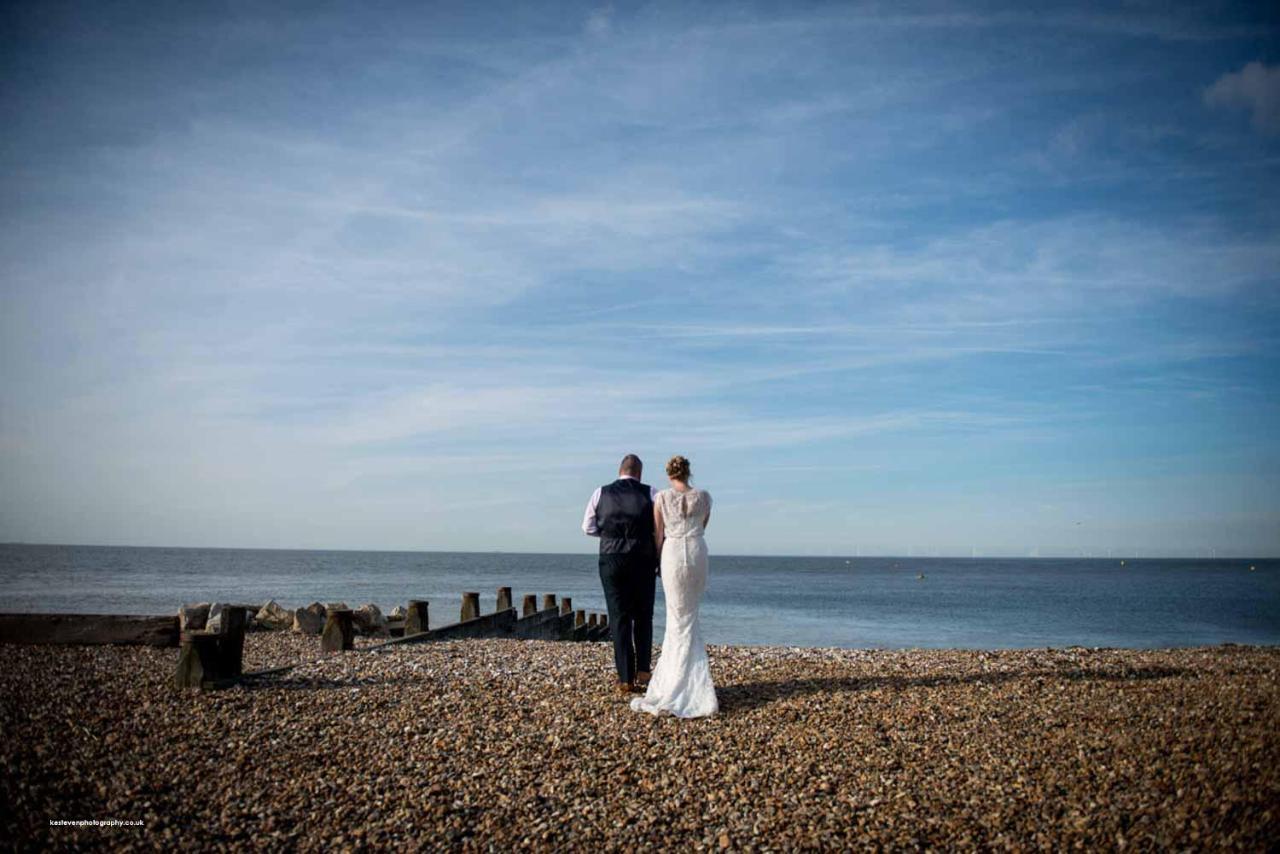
[1,544,1276,649]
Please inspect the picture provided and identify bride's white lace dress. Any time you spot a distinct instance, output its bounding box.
[631,487,718,718]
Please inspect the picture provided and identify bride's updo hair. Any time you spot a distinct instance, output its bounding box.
[665,455,691,482]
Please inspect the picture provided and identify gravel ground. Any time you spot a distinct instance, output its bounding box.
[239,631,383,672]
[3,636,1277,851]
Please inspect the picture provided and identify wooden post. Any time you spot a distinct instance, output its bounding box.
[461,592,481,622]
[588,613,598,627]
[496,587,513,612]
[541,594,557,612]
[521,594,537,617]
[174,632,220,688]
[575,609,586,628]
[561,597,573,616]
[217,606,248,678]
[321,609,355,653]
[175,604,247,689]
[599,614,608,628]
[405,600,429,635]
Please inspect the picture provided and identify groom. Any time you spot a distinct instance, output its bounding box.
[582,454,658,696]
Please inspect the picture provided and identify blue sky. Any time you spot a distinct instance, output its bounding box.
[1,1,1277,556]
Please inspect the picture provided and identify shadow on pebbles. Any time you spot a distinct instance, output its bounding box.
[2,636,1278,850]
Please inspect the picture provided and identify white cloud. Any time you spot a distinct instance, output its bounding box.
[1204,61,1280,135]
[783,216,1280,310]
[584,6,612,39]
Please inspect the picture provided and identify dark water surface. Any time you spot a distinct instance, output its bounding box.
[1,544,1276,649]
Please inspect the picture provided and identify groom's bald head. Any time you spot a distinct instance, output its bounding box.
[618,454,643,477]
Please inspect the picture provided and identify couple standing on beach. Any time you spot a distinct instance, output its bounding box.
[582,454,719,719]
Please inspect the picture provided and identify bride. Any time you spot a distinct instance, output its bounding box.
[631,455,718,718]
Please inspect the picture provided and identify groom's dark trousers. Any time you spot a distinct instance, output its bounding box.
[595,478,657,684]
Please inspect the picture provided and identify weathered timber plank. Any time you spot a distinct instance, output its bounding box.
[511,607,566,640]
[427,608,516,641]
[555,611,579,641]
[0,613,179,647]
[369,608,518,650]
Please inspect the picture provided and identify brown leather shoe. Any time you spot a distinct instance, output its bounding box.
[634,670,652,690]
[615,681,634,697]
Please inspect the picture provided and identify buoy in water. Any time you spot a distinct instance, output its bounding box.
[917,573,925,580]
[1120,559,1126,566]
[1251,565,1257,571]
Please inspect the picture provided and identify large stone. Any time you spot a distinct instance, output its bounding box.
[179,602,211,633]
[255,599,292,631]
[206,603,227,633]
[292,602,327,635]
[388,605,407,621]
[352,603,388,637]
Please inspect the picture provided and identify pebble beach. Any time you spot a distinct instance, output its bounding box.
[3,635,1278,851]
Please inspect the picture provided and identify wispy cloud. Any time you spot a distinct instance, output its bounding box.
[1205,61,1280,135]
[782,216,1280,308]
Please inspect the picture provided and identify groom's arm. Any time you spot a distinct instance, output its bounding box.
[582,487,602,537]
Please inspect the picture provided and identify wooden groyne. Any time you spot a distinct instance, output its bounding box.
[0,588,611,690]
[217,588,609,690]
[373,589,608,648]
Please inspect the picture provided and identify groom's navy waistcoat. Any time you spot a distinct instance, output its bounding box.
[596,479,655,557]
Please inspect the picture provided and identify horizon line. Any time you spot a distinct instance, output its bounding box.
[1,542,1274,561]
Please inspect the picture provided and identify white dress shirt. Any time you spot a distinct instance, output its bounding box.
[582,475,659,536]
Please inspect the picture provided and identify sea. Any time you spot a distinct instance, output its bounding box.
[1,544,1276,649]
